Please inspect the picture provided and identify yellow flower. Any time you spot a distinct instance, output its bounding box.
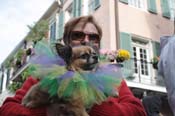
[116,49,130,60]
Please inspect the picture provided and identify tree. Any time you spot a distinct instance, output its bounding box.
[26,20,49,44]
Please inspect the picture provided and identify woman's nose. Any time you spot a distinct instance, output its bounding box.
[81,35,90,45]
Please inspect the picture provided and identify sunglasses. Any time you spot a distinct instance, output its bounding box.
[70,31,100,43]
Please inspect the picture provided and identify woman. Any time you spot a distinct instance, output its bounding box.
[0,15,146,116]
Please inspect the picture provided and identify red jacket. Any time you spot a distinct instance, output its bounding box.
[0,76,146,116]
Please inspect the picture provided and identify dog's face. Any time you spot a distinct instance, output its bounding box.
[70,46,98,71]
[56,44,98,71]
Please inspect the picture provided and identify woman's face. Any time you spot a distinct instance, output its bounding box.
[70,22,100,49]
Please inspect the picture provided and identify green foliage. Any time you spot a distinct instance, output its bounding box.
[3,58,14,69]
[152,56,159,64]
[16,49,24,60]
[7,66,33,93]
[26,20,49,42]
[7,20,49,93]
[21,67,33,81]
[126,76,135,80]
[152,56,159,69]
[8,82,23,93]
[26,48,32,56]
[3,61,10,69]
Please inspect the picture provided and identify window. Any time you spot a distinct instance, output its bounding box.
[132,38,152,84]
[0,70,7,92]
[133,46,149,76]
[65,3,73,23]
[128,0,147,10]
[82,0,89,15]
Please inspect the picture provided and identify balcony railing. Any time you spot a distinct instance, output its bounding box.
[1,55,166,93]
[122,58,166,93]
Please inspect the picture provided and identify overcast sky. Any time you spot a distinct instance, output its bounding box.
[0,0,54,64]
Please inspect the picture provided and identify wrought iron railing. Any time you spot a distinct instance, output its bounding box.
[123,58,165,87]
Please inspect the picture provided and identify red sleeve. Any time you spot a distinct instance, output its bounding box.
[0,76,47,116]
[89,80,146,116]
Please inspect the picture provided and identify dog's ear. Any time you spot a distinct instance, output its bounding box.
[55,43,72,64]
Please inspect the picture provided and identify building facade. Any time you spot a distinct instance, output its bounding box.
[0,0,174,113]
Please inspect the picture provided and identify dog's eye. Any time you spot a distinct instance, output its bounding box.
[80,53,89,59]
[92,52,96,55]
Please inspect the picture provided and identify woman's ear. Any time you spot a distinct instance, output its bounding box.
[55,43,72,64]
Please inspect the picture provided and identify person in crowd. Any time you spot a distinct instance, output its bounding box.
[142,95,162,116]
[158,36,175,115]
[0,15,146,116]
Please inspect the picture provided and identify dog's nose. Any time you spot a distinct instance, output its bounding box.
[93,55,98,63]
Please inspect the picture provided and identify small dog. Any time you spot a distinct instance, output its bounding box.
[57,44,98,71]
[22,44,98,116]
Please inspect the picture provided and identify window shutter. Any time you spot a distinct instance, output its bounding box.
[72,0,82,17]
[60,0,64,4]
[94,0,100,10]
[72,0,76,17]
[50,22,56,42]
[53,22,56,41]
[147,0,157,14]
[6,69,10,87]
[119,0,128,4]
[152,41,160,56]
[120,32,134,78]
[77,0,82,16]
[161,0,170,18]
[58,11,64,39]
